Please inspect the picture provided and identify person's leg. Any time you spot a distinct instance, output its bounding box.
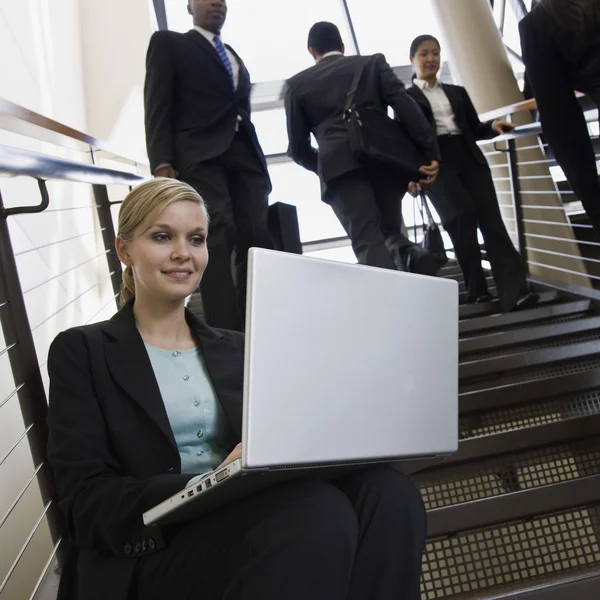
[367,169,419,271]
[132,479,358,600]
[181,164,242,331]
[226,131,273,322]
[459,156,531,311]
[426,174,488,299]
[327,170,398,270]
[432,138,489,298]
[333,466,427,600]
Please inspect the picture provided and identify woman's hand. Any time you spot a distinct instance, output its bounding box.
[418,160,440,185]
[218,443,242,469]
[491,119,517,136]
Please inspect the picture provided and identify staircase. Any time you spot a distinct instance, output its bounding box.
[416,263,600,599]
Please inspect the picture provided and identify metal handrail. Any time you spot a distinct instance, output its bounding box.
[0,97,147,167]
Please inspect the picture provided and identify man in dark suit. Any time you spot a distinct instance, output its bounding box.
[144,0,272,331]
[284,22,441,274]
[520,2,600,234]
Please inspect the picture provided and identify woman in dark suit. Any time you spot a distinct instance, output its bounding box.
[47,178,426,600]
[520,0,600,233]
[406,35,538,312]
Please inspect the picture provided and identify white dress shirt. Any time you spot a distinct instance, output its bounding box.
[194,25,240,89]
[318,50,344,61]
[414,78,462,136]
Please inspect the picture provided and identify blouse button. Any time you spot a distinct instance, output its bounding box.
[197,430,204,438]
[194,400,200,406]
[172,351,181,357]
[183,375,190,381]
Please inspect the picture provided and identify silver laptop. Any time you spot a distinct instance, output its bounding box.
[143,249,459,526]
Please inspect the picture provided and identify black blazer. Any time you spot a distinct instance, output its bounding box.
[407,83,495,166]
[47,302,243,600]
[284,54,440,196]
[144,30,268,179]
[520,8,600,197]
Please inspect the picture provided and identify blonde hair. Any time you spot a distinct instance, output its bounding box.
[117,178,208,305]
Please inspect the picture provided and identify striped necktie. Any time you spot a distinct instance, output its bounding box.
[213,35,235,90]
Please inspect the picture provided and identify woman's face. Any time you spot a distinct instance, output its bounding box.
[118,200,209,303]
[412,40,441,80]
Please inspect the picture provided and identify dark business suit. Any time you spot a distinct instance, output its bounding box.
[408,83,529,310]
[47,302,426,600]
[144,30,272,331]
[285,53,439,270]
[520,8,600,233]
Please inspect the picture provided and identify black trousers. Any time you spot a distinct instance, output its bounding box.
[327,168,413,270]
[553,88,600,234]
[132,466,427,600]
[181,129,272,332]
[426,136,529,311]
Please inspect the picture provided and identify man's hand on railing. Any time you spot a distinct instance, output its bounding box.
[418,160,440,186]
[154,164,178,179]
[491,119,517,136]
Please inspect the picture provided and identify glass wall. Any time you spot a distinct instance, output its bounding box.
[161,0,529,259]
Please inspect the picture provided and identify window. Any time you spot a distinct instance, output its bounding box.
[164,0,356,82]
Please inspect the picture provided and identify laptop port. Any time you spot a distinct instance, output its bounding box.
[204,479,213,489]
[187,490,194,498]
[215,469,229,483]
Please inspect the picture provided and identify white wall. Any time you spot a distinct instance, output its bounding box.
[79,0,154,162]
[0,1,122,597]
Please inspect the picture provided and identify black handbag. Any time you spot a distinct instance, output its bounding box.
[416,191,448,267]
[343,58,426,181]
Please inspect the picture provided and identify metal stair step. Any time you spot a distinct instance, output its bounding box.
[460,297,590,334]
[461,328,600,364]
[459,338,600,382]
[460,315,600,356]
[461,355,600,395]
[446,413,600,467]
[420,501,600,599]
[459,367,600,414]
[458,290,559,320]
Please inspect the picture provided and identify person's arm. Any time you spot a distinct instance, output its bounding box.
[519,15,598,191]
[47,329,190,559]
[284,82,319,174]
[377,54,440,163]
[144,32,177,175]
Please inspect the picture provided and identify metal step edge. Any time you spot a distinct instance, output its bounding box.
[425,414,600,471]
[426,473,600,537]
[460,316,600,355]
[459,290,560,321]
[469,570,600,600]
[459,368,600,414]
[459,339,600,381]
[460,297,589,334]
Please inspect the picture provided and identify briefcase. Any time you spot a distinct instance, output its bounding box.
[344,58,425,181]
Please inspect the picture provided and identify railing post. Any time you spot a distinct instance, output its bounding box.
[507,138,529,273]
[0,187,66,564]
[93,184,123,299]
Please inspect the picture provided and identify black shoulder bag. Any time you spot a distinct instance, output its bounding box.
[343,58,426,181]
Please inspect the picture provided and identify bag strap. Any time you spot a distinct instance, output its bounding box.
[419,191,436,227]
[344,57,371,114]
